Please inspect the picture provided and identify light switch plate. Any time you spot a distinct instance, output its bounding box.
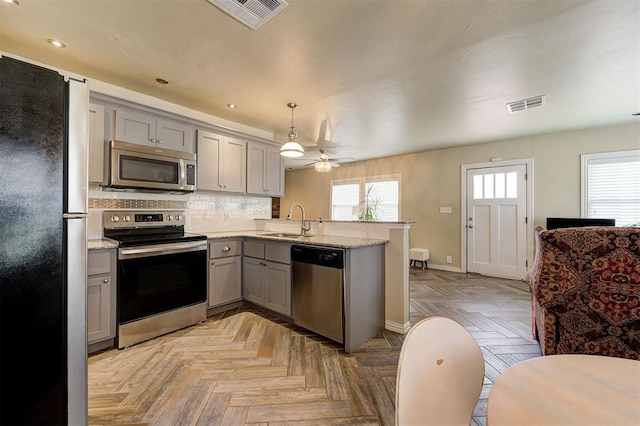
[440,207,452,213]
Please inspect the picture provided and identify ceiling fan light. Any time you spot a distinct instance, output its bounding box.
[280,141,305,158]
[314,161,332,173]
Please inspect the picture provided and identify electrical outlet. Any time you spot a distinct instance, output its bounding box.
[446,256,453,264]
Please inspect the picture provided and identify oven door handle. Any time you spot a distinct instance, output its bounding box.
[119,241,207,260]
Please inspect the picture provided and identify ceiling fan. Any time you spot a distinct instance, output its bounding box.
[300,149,355,172]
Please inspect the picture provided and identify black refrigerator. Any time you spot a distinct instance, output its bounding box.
[0,56,88,424]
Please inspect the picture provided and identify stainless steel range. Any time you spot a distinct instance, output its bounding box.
[104,210,207,348]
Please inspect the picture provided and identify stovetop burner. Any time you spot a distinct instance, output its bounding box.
[103,210,206,247]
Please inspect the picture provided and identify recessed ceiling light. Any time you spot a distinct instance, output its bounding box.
[47,39,66,48]
[155,78,169,85]
[3,0,20,5]
[227,103,238,109]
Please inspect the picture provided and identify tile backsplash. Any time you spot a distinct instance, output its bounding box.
[88,184,271,239]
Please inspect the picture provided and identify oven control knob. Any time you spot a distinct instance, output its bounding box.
[111,215,119,222]
[167,215,173,221]
[175,215,181,220]
[123,215,131,222]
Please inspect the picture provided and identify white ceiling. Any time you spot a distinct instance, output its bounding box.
[1,0,639,167]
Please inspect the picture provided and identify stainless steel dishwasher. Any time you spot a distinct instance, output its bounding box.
[291,245,345,344]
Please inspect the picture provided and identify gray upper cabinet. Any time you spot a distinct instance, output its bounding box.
[115,109,195,152]
[89,94,280,192]
[88,103,106,183]
[197,130,246,193]
[247,142,285,197]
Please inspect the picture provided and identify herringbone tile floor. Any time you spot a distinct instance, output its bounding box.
[88,270,541,425]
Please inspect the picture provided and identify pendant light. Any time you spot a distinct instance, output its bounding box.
[279,102,305,158]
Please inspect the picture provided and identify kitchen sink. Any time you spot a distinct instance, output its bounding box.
[260,232,312,238]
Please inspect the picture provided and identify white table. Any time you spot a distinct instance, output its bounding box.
[487,354,640,425]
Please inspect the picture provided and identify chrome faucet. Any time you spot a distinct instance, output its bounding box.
[286,203,311,235]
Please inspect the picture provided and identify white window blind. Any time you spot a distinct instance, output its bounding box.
[582,150,640,227]
[365,179,399,221]
[331,175,400,221]
[331,182,360,220]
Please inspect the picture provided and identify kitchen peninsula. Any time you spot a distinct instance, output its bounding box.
[212,230,387,353]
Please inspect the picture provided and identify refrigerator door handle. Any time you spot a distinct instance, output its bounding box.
[67,217,88,425]
[67,78,89,214]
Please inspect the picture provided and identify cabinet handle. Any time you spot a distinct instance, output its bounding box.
[222,247,231,252]
[149,138,156,143]
[156,139,162,144]
[103,278,109,283]
[211,261,215,265]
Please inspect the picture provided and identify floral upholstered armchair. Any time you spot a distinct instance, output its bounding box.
[527,225,640,359]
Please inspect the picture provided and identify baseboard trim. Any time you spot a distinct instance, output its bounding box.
[426,264,463,273]
[385,320,411,334]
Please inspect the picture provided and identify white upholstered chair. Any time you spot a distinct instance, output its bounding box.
[395,316,485,425]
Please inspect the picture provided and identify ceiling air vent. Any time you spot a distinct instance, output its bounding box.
[506,95,546,114]
[208,0,289,30]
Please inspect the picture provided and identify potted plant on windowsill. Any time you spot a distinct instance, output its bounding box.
[357,185,382,221]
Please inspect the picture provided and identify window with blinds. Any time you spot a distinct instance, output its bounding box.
[581,150,640,227]
[331,175,400,221]
[365,179,399,221]
[331,181,360,220]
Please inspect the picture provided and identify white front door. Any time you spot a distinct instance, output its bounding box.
[466,164,527,279]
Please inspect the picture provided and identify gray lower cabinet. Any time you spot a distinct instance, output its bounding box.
[242,240,292,317]
[243,256,264,305]
[263,261,291,315]
[343,244,385,353]
[87,249,116,347]
[208,240,242,308]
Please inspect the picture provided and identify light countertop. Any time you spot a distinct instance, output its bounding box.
[89,232,387,250]
[88,239,118,251]
[202,231,387,249]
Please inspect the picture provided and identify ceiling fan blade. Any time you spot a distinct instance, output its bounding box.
[328,157,355,163]
[330,162,340,168]
[289,156,316,161]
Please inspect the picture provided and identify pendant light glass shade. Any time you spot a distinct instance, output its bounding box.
[314,161,332,172]
[280,141,305,158]
[280,102,305,158]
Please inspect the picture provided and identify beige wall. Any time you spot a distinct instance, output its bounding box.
[283,123,640,269]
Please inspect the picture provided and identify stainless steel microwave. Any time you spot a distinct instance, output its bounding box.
[104,140,196,193]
